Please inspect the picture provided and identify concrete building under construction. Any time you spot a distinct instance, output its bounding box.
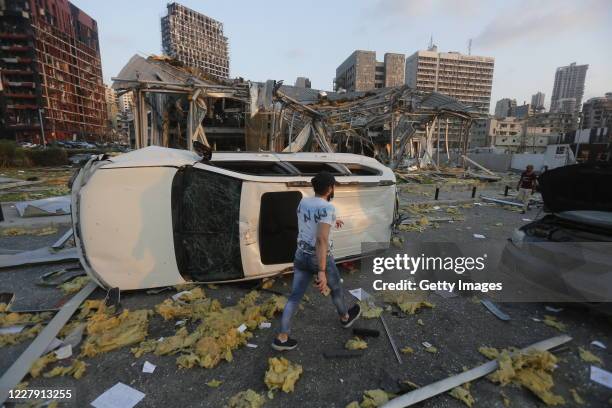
[161,2,229,80]
[0,0,107,143]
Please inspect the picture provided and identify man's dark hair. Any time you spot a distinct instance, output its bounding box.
[311,171,336,195]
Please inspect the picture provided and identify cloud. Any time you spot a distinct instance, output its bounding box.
[473,0,611,49]
[369,0,482,18]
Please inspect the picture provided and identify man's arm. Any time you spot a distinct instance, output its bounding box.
[517,174,522,191]
[315,222,331,293]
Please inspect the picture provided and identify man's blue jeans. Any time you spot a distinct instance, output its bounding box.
[279,248,348,334]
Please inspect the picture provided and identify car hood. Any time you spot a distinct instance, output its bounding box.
[539,162,612,213]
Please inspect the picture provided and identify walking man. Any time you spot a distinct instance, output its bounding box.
[516,164,538,214]
[272,171,361,351]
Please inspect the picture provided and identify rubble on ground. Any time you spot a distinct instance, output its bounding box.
[543,315,566,331]
[482,348,565,406]
[381,291,434,315]
[578,346,602,365]
[264,357,303,393]
[345,389,391,408]
[58,276,91,295]
[81,308,151,357]
[359,301,383,319]
[225,389,266,408]
[345,337,368,350]
[133,290,286,370]
[0,304,52,327]
[43,359,87,379]
[449,385,475,407]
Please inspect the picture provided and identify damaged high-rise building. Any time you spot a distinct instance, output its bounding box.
[161,2,229,80]
[334,51,405,92]
[0,0,107,143]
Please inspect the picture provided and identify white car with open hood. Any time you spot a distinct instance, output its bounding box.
[71,146,396,290]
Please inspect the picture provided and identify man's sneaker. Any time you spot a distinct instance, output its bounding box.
[341,304,362,328]
[272,337,298,351]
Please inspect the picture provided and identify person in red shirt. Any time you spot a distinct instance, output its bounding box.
[516,165,538,214]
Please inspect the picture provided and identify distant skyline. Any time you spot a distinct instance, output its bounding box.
[74,0,612,114]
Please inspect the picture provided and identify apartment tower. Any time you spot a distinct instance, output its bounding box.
[161,2,229,80]
[550,62,588,114]
[405,46,494,146]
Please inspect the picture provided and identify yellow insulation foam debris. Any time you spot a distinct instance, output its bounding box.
[485,349,565,406]
[43,359,87,379]
[130,339,158,358]
[569,388,584,405]
[58,276,90,295]
[478,346,500,360]
[400,346,414,354]
[424,346,438,353]
[157,291,286,370]
[348,389,390,408]
[0,324,42,347]
[0,306,52,328]
[29,353,57,378]
[174,283,197,291]
[264,357,303,393]
[449,386,474,407]
[76,300,106,320]
[206,379,222,387]
[81,309,150,357]
[359,301,382,319]
[543,315,566,331]
[225,389,266,408]
[578,347,602,365]
[2,226,58,236]
[381,292,434,315]
[345,337,367,350]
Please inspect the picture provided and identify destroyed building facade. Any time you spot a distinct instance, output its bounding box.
[112,54,481,171]
[0,0,107,143]
[334,51,405,92]
[161,2,229,80]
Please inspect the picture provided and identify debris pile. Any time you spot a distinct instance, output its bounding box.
[264,357,303,393]
[345,337,368,350]
[225,389,266,408]
[480,347,565,406]
[346,389,391,408]
[381,291,434,315]
[81,308,151,357]
[132,288,286,370]
[449,384,475,407]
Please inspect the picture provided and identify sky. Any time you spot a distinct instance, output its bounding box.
[74,0,612,114]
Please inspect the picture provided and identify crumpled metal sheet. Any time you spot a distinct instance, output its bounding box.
[15,196,71,218]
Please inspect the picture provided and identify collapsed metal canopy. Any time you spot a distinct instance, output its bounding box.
[112,55,479,168]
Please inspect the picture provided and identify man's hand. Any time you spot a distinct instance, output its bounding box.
[316,271,328,294]
[335,219,344,229]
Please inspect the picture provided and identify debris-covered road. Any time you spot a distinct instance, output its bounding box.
[1,200,611,408]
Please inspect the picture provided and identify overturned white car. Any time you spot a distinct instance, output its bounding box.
[71,147,396,290]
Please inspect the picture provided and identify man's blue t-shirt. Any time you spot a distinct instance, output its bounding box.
[296,196,335,253]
